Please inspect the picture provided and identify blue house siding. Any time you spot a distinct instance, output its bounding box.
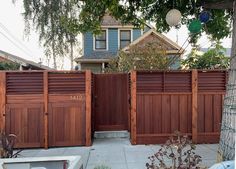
[83,32,93,57]
[144,26,151,33]
[133,29,141,41]
[83,27,149,58]
[108,28,118,53]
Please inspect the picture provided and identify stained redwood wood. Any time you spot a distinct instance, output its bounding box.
[197,132,220,143]
[136,94,144,134]
[170,95,179,132]
[0,72,6,132]
[152,95,162,134]
[192,70,198,143]
[137,92,192,95]
[179,95,188,133]
[44,71,49,149]
[85,70,92,146]
[7,95,44,104]
[187,95,192,133]
[131,71,137,144]
[161,95,171,133]
[94,74,129,131]
[197,94,205,132]
[136,133,192,144]
[204,95,213,132]
[48,101,86,147]
[5,103,44,148]
[213,95,223,132]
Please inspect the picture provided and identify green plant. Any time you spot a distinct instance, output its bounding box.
[94,165,111,169]
[105,42,180,73]
[146,131,206,169]
[0,61,20,70]
[182,42,230,69]
[0,131,21,158]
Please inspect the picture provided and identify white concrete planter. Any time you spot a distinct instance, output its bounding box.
[0,156,83,169]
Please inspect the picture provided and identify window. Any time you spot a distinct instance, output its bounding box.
[120,30,131,49]
[95,30,107,50]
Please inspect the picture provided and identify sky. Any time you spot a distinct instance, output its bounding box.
[0,1,233,69]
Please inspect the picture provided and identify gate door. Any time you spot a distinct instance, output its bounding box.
[94,74,129,131]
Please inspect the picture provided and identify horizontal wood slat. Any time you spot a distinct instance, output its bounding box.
[6,72,43,95]
[198,71,226,92]
[137,71,192,92]
[48,72,85,94]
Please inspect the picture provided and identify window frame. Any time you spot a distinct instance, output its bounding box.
[119,29,132,49]
[93,30,108,51]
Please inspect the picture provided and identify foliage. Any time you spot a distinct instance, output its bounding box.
[0,131,21,158]
[21,0,80,69]
[21,0,232,44]
[0,61,20,70]
[182,42,230,69]
[105,42,180,73]
[94,165,111,169]
[146,131,206,169]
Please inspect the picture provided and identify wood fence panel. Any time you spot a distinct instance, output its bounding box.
[48,72,87,147]
[197,70,226,143]
[94,74,129,131]
[136,93,192,144]
[5,72,44,148]
[5,103,44,148]
[133,70,226,144]
[0,72,6,131]
[48,100,86,147]
[2,71,89,148]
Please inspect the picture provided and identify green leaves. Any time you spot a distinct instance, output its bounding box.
[0,61,20,70]
[105,41,180,73]
[182,42,230,69]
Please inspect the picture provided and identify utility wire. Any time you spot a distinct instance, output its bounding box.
[0,30,33,58]
[0,22,35,58]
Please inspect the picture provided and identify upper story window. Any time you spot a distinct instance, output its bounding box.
[95,30,107,50]
[120,30,131,49]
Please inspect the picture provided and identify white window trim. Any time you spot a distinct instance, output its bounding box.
[93,29,109,51]
[118,29,133,50]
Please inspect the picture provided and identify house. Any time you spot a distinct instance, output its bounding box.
[0,50,51,70]
[75,13,183,72]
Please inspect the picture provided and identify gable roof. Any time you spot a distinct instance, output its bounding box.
[101,13,153,29]
[0,50,52,70]
[122,29,184,54]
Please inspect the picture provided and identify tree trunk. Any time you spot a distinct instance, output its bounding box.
[70,41,74,70]
[218,0,236,161]
[52,41,57,69]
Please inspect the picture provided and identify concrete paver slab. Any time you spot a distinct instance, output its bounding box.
[16,138,218,169]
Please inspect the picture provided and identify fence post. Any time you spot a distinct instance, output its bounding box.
[131,71,137,144]
[85,70,92,146]
[192,70,198,143]
[43,71,49,149]
[0,72,6,132]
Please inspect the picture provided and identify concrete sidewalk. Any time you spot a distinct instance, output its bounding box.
[19,138,218,169]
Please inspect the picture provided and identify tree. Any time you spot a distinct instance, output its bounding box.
[182,42,230,69]
[22,0,80,69]
[21,0,235,160]
[0,61,20,70]
[105,42,180,72]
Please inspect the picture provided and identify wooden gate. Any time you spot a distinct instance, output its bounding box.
[93,74,129,131]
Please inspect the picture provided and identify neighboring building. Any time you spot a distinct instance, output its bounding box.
[0,50,51,70]
[200,48,231,57]
[75,13,183,72]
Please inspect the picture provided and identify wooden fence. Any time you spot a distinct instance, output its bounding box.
[0,71,91,148]
[130,70,227,144]
[0,70,227,148]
